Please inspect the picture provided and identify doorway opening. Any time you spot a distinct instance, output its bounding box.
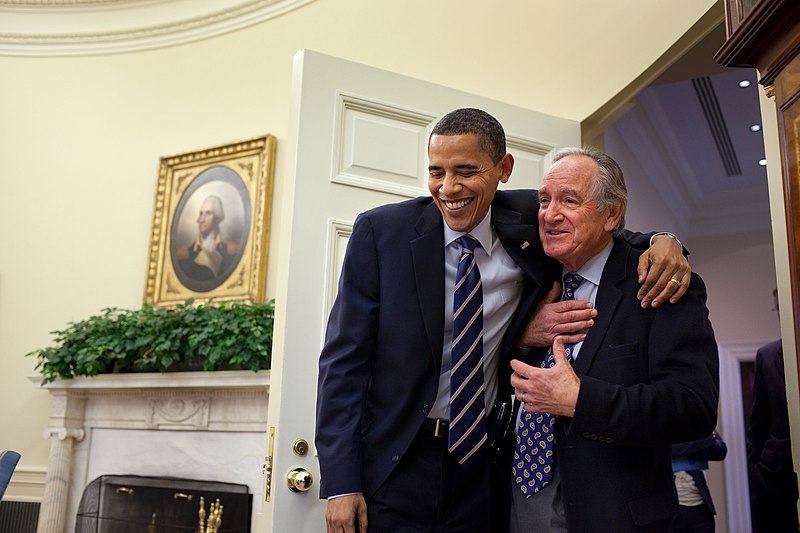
[584,14,782,533]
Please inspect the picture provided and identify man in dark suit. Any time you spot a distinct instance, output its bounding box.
[747,289,799,532]
[671,432,728,532]
[510,147,719,532]
[315,109,689,533]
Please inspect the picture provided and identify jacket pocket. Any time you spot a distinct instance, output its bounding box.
[596,342,639,360]
[627,489,677,526]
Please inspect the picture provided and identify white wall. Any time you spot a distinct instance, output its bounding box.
[605,125,685,238]
[0,0,720,499]
[605,99,779,344]
[690,232,780,342]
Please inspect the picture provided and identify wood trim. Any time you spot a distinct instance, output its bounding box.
[776,58,800,383]
[714,0,800,86]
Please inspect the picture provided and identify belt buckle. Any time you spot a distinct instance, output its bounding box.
[434,419,446,438]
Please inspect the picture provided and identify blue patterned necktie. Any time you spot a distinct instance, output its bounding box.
[513,272,584,496]
[448,235,487,467]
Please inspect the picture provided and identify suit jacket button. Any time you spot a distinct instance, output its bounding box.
[583,432,590,438]
[591,434,598,440]
[422,404,429,413]
[392,454,400,463]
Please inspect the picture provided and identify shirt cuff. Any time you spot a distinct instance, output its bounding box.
[328,492,362,500]
[650,231,683,250]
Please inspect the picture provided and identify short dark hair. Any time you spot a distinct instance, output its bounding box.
[430,108,507,163]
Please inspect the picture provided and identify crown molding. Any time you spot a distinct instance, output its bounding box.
[0,0,317,56]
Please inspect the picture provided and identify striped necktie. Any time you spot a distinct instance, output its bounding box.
[448,235,487,467]
[513,272,584,496]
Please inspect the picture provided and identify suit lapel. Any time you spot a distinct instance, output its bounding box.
[492,200,554,356]
[493,203,546,285]
[572,238,630,376]
[411,203,446,371]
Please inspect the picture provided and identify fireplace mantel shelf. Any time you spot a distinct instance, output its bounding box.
[29,369,271,391]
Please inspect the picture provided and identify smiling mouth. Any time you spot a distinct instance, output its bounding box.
[443,198,473,210]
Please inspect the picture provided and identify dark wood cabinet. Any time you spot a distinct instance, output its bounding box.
[721,0,766,36]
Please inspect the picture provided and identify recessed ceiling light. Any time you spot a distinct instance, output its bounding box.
[750,124,762,132]
[739,80,751,88]
[759,159,767,166]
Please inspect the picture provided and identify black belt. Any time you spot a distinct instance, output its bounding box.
[421,418,449,438]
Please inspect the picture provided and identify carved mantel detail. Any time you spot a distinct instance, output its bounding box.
[148,396,210,428]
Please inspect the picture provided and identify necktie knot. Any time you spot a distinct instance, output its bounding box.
[562,272,584,300]
[458,235,479,255]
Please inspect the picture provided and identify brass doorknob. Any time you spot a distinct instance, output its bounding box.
[287,468,313,492]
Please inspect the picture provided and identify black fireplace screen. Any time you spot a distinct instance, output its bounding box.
[75,475,252,532]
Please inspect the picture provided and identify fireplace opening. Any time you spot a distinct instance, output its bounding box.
[75,475,252,532]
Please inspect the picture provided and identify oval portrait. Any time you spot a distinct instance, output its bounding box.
[170,166,251,293]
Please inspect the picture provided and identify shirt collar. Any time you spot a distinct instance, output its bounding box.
[568,238,613,286]
[443,207,494,254]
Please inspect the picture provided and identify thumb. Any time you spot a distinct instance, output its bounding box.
[546,281,562,303]
[552,336,570,366]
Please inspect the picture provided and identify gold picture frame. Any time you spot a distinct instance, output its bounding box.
[144,135,276,307]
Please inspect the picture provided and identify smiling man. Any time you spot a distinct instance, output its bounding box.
[427,126,513,233]
[315,109,690,533]
[509,147,719,532]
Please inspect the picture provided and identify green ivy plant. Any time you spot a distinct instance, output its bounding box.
[28,299,274,384]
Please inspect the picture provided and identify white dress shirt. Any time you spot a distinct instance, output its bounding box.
[430,208,525,420]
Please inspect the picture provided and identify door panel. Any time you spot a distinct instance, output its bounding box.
[259,49,579,532]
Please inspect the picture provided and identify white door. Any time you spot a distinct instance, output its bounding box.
[258,49,579,532]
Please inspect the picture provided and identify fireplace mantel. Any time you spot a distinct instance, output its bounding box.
[31,370,270,391]
[29,370,270,533]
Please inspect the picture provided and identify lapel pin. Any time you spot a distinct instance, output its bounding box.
[520,241,530,249]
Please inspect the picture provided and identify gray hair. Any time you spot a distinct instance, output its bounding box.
[201,195,225,223]
[552,146,627,235]
[430,108,507,163]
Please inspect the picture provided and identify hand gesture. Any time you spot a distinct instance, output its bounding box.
[517,282,596,348]
[511,336,580,417]
[637,235,690,308]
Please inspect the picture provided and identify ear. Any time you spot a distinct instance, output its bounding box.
[499,153,514,184]
[603,202,624,232]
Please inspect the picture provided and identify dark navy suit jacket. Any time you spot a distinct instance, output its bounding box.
[550,237,719,532]
[747,338,799,531]
[671,433,728,514]
[315,190,552,501]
